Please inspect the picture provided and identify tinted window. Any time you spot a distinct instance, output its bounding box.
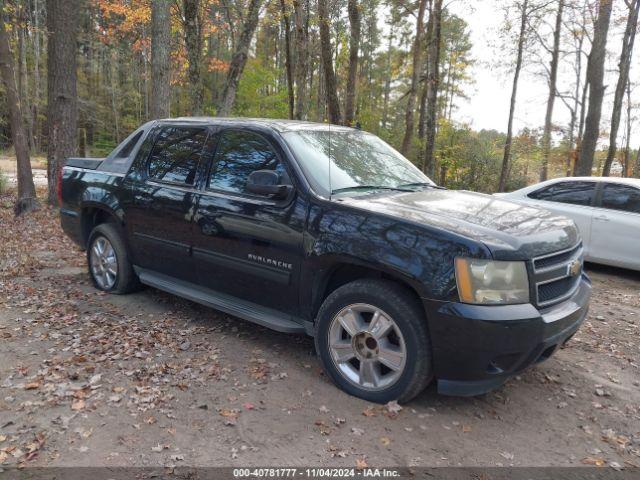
[208,130,287,194]
[529,181,595,206]
[147,127,208,184]
[601,184,640,214]
[115,131,143,159]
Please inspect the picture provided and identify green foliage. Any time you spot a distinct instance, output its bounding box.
[234,58,290,119]
[0,168,7,194]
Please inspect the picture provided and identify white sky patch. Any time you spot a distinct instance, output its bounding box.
[448,0,639,147]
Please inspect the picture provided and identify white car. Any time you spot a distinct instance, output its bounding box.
[497,177,640,271]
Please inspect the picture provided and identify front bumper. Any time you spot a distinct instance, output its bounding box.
[424,274,591,396]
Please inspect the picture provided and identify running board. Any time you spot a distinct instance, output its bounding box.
[135,268,306,334]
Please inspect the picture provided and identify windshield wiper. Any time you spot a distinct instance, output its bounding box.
[331,185,415,195]
[397,182,445,189]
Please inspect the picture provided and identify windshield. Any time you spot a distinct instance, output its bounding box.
[282,129,435,197]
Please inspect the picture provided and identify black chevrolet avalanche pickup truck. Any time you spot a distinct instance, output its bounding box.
[59,118,591,403]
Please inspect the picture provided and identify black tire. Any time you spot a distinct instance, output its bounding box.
[87,223,140,294]
[315,279,433,404]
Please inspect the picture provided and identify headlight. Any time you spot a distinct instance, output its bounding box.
[455,258,530,305]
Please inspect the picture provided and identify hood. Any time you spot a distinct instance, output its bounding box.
[337,188,579,260]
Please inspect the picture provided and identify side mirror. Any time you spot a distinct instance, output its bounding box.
[246,170,291,199]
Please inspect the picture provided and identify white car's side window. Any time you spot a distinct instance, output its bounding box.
[600,184,640,215]
[528,181,596,207]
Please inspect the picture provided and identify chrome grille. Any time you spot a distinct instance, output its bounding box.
[532,243,583,308]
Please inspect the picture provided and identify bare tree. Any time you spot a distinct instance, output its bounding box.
[218,0,263,117]
[557,1,590,176]
[400,0,428,155]
[422,0,442,177]
[498,0,529,192]
[0,8,39,214]
[293,0,310,120]
[280,0,295,119]
[602,0,639,176]
[317,0,341,123]
[46,0,79,205]
[381,25,395,130]
[183,0,204,115]
[344,0,361,126]
[539,0,564,181]
[575,0,612,176]
[151,0,171,118]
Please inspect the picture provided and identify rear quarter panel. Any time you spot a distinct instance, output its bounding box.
[60,168,127,248]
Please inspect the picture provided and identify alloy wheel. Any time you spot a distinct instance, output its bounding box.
[90,236,118,290]
[327,303,407,391]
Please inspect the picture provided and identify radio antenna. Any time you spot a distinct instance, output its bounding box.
[328,118,332,201]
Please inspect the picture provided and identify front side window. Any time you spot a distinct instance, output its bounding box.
[528,181,595,206]
[601,183,640,214]
[147,127,208,185]
[208,130,288,194]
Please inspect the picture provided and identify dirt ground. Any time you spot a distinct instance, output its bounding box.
[0,191,639,470]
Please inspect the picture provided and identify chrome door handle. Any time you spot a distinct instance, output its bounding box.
[594,215,609,222]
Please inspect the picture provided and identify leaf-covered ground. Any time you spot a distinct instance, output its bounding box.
[1,189,639,469]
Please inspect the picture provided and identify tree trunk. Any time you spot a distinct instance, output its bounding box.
[400,0,427,155]
[565,32,583,176]
[602,0,639,176]
[539,0,564,181]
[317,0,341,124]
[623,77,631,176]
[218,0,263,117]
[381,29,394,129]
[280,0,295,119]
[151,0,171,119]
[575,0,612,177]
[344,0,360,126]
[46,0,78,206]
[17,6,35,153]
[32,0,42,152]
[0,11,39,215]
[293,0,309,120]
[498,0,528,192]
[418,4,434,142]
[422,0,442,177]
[183,0,204,115]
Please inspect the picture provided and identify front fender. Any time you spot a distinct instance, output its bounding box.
[301,201,491,320]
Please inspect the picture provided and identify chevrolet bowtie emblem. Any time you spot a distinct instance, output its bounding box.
[568,259,581,277]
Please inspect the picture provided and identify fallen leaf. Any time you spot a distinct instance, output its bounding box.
[582,457,605,466]
[362,406,377,417]
[71,399,85,411]
[356,457,368,470]
[380,436,391,446]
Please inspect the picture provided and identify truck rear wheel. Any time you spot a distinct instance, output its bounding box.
[87,223,139,294]
[315,279,433,403]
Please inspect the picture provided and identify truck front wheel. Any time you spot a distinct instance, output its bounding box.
[87,223,139,294]
[315,279,433,403]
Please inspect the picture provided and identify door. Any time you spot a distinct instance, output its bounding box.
[192,128,306,316]
[526,181,596,254]
[126,125,209,281]
[590,183,640,269]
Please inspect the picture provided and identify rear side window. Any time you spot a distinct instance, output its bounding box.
[601,184,640,214]
[147,127,208,184]
[208,130,288,194]
[528,181,595,206]
[114,131,143,159]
